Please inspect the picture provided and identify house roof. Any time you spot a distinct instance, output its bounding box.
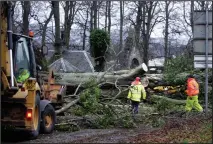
[49,50,95,73]
[48,58,80,73]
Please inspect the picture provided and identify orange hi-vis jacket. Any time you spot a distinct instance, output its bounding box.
[186,78,199,96]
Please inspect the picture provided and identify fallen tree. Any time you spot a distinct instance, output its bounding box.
[40,63,149,86]
[40,62,211,117]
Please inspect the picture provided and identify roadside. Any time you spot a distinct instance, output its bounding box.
[21,112,212,143]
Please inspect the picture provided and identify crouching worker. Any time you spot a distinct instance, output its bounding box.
[127,77,146,115]
[185,75,203,113]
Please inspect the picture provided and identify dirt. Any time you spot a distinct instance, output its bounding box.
[2,112,212,143]
[1,123,154,143]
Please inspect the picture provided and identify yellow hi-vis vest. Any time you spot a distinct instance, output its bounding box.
[127,82,146,102]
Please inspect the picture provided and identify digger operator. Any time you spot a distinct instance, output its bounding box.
[127,77,146,115]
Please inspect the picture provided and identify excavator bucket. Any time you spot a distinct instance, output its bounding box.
[42,69,66,109]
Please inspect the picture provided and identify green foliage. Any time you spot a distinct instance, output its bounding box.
[209,89,212,107]
[164,55,194,84]
[96,107,115,128]
[72,106,86,116]
[152,117,166,128]
[79,79,101,114]
[55,123,80,132]
[155,99,175,113]
[95,105,135,129]
[72,79,135,129]
[90,29,110,71]
[116,113,135,128]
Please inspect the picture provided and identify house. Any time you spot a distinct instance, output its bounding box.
[49,50,95,73]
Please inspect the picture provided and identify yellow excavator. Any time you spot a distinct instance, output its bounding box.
[1,1,66,139]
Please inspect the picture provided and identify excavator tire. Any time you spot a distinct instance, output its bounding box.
[29,94,41,139]
[40,104,56,134]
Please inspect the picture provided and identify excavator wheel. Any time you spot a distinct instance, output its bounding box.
[40,104,56,134]
[29,94,41,139]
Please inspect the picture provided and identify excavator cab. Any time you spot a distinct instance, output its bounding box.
[12,34,37,83]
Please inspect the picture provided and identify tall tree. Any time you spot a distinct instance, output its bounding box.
[119,1,124,52]
[134,1,143,52]
[90,1,94,31]
[63,1,77,49]
[142,1,159,65]
[93,1,98,29]
[52,1,61,58]
[107,1,111,35]
[164,1,171,65]
[104,1,108,31]
[22,1,30,35]
[41,10,53,50]
[83,6,89,50]
[190,1,194,33]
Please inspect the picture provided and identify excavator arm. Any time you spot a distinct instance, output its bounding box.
[1,1,19,95]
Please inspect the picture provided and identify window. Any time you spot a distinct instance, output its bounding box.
[14,37,30,77]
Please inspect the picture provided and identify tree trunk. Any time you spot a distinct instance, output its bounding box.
[107,1,111,35]
[142,2,146,64]
[41,10,53,50]
[63,1,69,48]
[11,1,17,33]
[89,2,94,57]
[45,63,148,86]
[164,1,170,65]
[135,1,143,52]
[93,1,98,29]
[190,1,194,33]
[52,1,61,56]
[143,1,154,65]
[64,1,76,49]
[83,7,89,50]
[98,2,100,29]
[22,1,30,35]
[201,1,205,10]
[105,1,108,31]
[119,1,123,52]
[90,5,93,31]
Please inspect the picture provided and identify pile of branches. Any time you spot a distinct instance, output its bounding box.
[39,63,212,130]
[55,79,136,131]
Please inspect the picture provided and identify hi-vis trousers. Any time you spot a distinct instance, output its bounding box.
[185,95,203,112]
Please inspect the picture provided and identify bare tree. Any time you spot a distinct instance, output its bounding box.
[105,1,108,31]
[119,1,124,51]
[164,1,171,65]
[52,1,61,57]
[93,1,98,29]
[107,1,111,35]
[62,1,77,49]
[41,10,53,50]
[142,1,160,65]
[90,1,94,31]
[83,5,90,50]
[128,1,143,59]
[22,1,31,35]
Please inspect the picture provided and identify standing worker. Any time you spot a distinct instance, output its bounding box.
[185,75,203,113]
[127,77,146,115]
